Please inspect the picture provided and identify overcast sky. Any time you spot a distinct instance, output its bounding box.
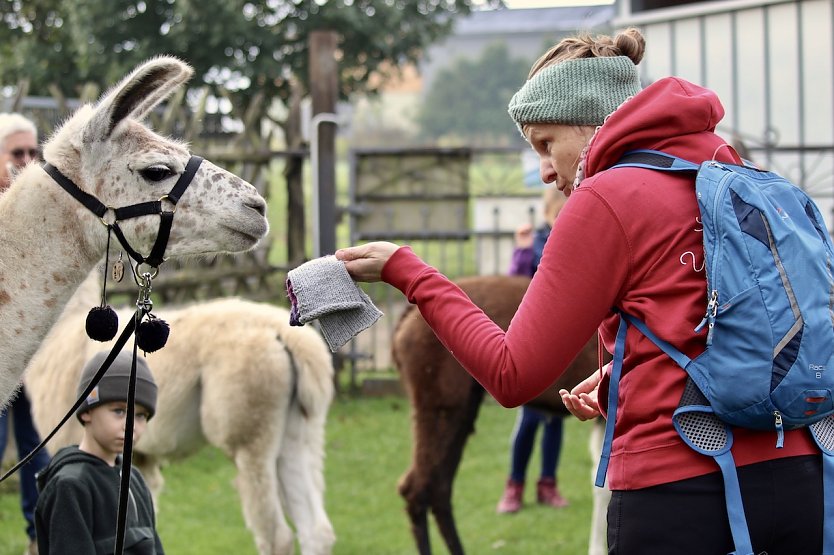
[501,0,615,7]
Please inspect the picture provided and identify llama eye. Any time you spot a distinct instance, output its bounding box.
[139,165,175,182]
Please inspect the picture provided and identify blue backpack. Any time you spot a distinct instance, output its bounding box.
[597,150,834,555]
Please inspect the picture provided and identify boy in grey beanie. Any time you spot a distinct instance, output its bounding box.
[75,350,158,423]
[35,350,164,554]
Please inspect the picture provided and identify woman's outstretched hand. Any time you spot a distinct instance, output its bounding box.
[335,241,401,282]
[559,366,606,421]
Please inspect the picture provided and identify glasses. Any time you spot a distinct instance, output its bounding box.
[9,148,39,160]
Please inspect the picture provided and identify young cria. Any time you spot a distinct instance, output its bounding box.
[0,56,269,407]
[28,273,336,555]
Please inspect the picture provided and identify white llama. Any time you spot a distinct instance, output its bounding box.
[26,273,336,555]
[0,56,268,407]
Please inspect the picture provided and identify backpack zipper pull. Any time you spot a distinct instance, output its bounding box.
[774,411,784,448]
[695,290,719,345]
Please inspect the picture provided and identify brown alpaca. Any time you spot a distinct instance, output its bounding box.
[392,274,605,555]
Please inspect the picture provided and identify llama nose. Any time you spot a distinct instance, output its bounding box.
[246,195,267,217]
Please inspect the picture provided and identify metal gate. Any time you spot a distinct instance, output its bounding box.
[343,146,544,387]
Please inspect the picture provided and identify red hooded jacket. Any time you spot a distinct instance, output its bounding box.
[381,77,818,490]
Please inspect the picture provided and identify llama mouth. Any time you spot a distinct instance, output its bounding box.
[221,219,269,247]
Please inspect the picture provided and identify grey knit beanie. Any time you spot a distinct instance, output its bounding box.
[76,350,158,422]
[508,56,641,133]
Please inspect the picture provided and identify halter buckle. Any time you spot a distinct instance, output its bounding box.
[99,206,117,227]
[131,262,159,287]
[158,194,177,214]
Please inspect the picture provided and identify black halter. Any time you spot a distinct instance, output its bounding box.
[41,154,203,269]
[33,154,202,554]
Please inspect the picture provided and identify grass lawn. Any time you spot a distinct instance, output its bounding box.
[0,395,597,555]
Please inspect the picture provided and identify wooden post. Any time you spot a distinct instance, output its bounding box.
[309,30,339,257]
[285,78,307,266]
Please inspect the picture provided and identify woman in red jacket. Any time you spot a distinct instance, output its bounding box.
[336,28,822,554]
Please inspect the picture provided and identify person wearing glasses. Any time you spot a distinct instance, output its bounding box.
[0,112,39,192]
[0,112,49,555]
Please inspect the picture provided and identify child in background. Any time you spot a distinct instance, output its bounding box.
[34,350,164,555]
[497,186,569,513]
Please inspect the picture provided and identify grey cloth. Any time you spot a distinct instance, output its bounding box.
[287,255,383,352]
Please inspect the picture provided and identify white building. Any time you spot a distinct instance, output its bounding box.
[616,0,834,227]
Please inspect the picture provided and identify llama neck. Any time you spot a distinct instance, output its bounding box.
[0,166,106,404]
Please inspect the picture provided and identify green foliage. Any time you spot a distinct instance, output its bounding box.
[0,0,500,106]
[0,396,596,554]
[417,40,530,145]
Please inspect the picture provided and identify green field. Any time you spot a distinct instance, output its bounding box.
[0,396,597,555]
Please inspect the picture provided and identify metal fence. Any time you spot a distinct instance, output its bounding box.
[341,146,542,388]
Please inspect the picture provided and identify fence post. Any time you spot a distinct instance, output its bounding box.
[309,29,339,258]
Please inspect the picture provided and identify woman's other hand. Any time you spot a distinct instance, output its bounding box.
[335,241,401,282]
[559,366,605,420]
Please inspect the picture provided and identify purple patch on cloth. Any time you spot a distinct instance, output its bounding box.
[286,278,302,326]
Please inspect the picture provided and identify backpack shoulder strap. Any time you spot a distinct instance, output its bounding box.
[610,149,700,172]
[594,312,692,487]
[621,313,692,368]
[596,312,756,555]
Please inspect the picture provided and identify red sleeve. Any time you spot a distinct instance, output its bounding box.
[382,189,630,406]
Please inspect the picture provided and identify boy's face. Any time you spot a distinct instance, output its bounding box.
[79,401,150,464]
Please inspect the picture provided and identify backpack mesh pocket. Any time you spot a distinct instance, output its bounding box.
[810,415,834,453]
[674,379,732,455]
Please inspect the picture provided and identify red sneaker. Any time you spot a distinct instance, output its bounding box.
[496,479,524,514]
[537,477,569,508]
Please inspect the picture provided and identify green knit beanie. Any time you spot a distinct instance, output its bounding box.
[508,56,641,133]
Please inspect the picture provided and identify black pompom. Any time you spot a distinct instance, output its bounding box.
[137,318,170,353]
[86,306,119,342]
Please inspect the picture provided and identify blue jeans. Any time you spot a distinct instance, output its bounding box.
[0,386,51,540]
[508,405,564,483]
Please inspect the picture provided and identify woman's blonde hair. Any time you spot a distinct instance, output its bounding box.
[529,27,646,79]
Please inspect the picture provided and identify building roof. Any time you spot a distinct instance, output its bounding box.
[457,5,616,36]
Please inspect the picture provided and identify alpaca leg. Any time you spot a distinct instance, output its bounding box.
[398,385,483,555]
[235,448,295,555]
[430,475,465,555]
[277,406,335,555]
[399,469,434,555]
[430,387,483,555]
[133,452,165,505]
[588,418,610,555]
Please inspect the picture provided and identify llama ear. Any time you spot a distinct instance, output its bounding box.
[83,56,194,141]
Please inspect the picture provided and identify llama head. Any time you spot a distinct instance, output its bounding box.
[42,56,269,263]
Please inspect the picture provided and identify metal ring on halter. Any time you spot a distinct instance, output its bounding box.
[131,262,159,286]
[99,206,117,227]
[158,194,177,214]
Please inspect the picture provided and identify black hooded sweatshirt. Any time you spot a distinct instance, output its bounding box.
[35,445,163,555]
